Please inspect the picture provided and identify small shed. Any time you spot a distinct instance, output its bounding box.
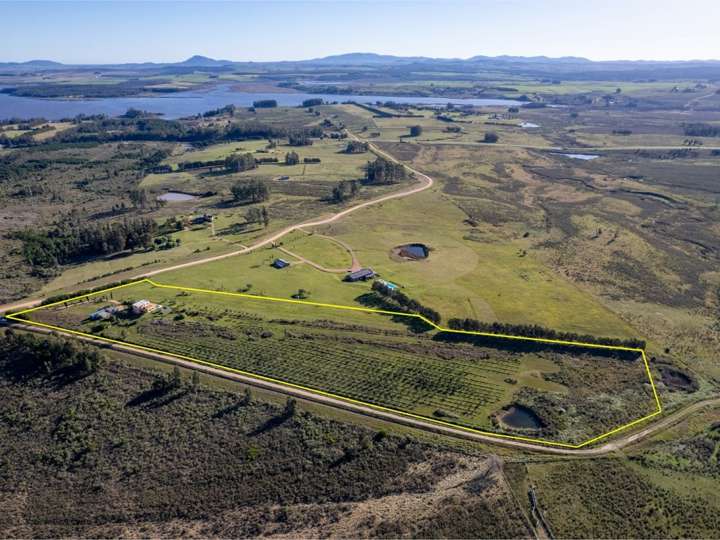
[272,258,290,269]
[90,308,112,321]
[345,268,375,282]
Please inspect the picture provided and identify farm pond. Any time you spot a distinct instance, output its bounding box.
[498,405,542,429]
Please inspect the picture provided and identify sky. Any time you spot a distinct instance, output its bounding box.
[2,0,719,64]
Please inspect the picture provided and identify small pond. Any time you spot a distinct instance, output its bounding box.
[659,366,697,392]
[499,405,542,429]
[395,243,429,260]
[519,121,540,128]
[157,191,199,202]
[559,153,599,160]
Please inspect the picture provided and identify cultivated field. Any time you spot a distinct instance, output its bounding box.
[21,279,658,446]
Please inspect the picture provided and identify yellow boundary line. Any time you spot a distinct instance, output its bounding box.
[7,278,663,449]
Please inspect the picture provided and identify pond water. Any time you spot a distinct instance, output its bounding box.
[0,84,528,121]
[397,243,429,259]
[559,153,599,160]
[157,191,198,202]
[519,121,540,128]
[499,405,542,429]
[660,366,696,392]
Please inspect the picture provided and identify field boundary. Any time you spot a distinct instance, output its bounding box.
[6,278,663,449]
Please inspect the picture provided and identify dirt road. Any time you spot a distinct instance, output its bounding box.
[0,135,431,315]
[136,136,432,278]
[9,319,718,455]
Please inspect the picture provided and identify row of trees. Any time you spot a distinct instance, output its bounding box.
[371,281,441,324]
[43,117,323,147]
[252,99,277,108]
[446,318,646,349]
[364,158,406,185]
[15,217,158,268]
[231,179,270,204]
[288,130,314,146]
[683,123,720,137]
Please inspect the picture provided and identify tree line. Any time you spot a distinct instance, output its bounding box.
[0,330,104,378]
[3,116,325,149]
[446,318,646,349]
[371,281,441,324]
[14,217,158,268]
[683,123,720,137]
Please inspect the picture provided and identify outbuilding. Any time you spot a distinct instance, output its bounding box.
[345,268,375,282]
[272,258,290,269]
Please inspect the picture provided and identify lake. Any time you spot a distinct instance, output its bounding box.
[156,191,199,202]
[559,153,599,160]
[0,84,527,121]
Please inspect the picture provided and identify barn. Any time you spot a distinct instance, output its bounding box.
[345,268,375,282]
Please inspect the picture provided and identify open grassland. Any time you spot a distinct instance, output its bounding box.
[23,280,657,446]
[506,405,720,538]
[346,104,554,148]
[308,172,636,339]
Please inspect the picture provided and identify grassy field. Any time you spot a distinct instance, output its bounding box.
[507,404,720,538]
[23,280,658,445]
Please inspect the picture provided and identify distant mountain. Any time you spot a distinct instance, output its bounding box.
[1,53,719,81]
[23,59,64,67]
[176,55,233,67]
[0,59,64,68]
[305,52,433,65]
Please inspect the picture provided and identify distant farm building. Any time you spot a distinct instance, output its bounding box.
[191,214,214,225]
[89,305,123,320]
[272,258,290,269]
[376,279,399,291]
[345,268,375,282]
[132,299,161,315]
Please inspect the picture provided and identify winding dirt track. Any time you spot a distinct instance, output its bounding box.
[140,136,432,278]
[0,135,429,314]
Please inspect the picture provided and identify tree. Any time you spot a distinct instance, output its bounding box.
[345,140,369,153]
[129,188,149,208]
[409,125,423,137]
[483,132,499,143]
[231,180,269,204]
[288,131,313,146]
[170,366,182,389]
[285,151,300,165]
[225,152,256,172]
[242,387,253,405]
[302,98,323,107]
[364,158,406,185]
[191,370,200,392]
[331,180,359,203]
[283,397,297,418]
[261,206,270,228]
[252,99,277,108]
[245,207,264,225]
